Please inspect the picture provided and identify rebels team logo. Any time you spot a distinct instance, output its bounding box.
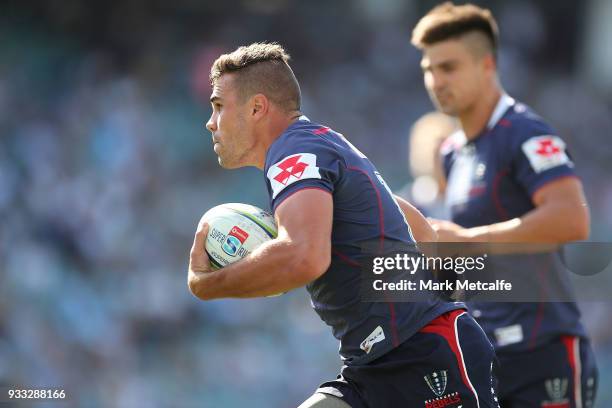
[541,378,569,408]
[423,371,463,408]
[425,371,448,397]
[222,226,249,257]
[521,135,572,173]
[267,153,321,198]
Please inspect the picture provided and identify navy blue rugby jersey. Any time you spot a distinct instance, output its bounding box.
[441,94,586,352]
[265,116,463,365]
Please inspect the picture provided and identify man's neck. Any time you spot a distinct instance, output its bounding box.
[459,87,502,141]
[254,111,302,170]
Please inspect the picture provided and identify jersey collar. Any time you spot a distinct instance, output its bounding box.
[486,93,515,130]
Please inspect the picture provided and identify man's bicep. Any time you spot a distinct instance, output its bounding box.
[275,188,333,251]
[532,176,587,207]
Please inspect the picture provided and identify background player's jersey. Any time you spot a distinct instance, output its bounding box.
[265,116,463,365]
[441,94,586,352]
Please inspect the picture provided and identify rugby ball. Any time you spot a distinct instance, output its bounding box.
[201,203,277,269]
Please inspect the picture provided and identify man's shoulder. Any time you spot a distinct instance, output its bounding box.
[271,119,335,150]
[267,119,348,167]
[267,121,328,162]
[500,101,556,142]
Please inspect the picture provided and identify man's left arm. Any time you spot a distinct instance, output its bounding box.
[394,194,437,243]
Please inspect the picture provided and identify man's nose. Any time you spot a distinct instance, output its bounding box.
[206,115,216,133]
[431,72,447,92]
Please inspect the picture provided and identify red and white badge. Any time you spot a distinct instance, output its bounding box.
[267,153,321,198]
[521,135,572,173]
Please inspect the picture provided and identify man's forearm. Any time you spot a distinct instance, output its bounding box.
[464,201,589,243]
[394,195,437,242]
[190,238,325,300]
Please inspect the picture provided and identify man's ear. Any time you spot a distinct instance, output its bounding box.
[482,53,497,74]
[251,94,269,120]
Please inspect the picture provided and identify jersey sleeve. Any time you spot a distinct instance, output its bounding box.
[512,124,576,197]
[265,131,341,212]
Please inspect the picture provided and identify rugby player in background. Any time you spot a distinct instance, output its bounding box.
[411,3,597,407]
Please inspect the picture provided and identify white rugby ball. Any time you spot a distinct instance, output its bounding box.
[201,203,277,269]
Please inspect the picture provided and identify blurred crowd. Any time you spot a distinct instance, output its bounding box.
[0,1,611,407]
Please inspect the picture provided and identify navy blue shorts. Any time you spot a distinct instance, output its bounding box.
[496,335,598,408]
[317,309,500,408]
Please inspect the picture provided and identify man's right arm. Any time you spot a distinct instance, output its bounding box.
[188,188,333,300]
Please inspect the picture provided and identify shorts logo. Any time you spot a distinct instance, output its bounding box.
[521,135,572,173]
[267,153,321,199]
[541,378,569,408]
[423,371,463,408]
[222,226,249,257]
[425,371,448,397]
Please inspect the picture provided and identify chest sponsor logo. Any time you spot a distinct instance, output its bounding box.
[267,153,321,199]
[522,135,572,173]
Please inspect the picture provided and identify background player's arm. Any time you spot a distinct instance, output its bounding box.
[432,177,590,243]
[393,195,437,243]
[188,189,332,300]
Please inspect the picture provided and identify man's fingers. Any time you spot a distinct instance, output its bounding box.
[190,223,210,268]
[429,220,442,231]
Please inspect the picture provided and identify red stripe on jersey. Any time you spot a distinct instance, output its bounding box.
[332,248,360,267]
[491,169,510,219]
[313,126,330,135]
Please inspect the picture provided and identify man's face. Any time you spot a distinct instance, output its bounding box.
[206,74,254,169]
[421,39,487,116]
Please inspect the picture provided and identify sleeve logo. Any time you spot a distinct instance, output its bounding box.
[267,153,321,199]
[521,135,572,173]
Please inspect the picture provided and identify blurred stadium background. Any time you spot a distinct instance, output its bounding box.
[1,0,611,407]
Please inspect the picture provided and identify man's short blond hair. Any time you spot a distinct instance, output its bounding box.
[210,42,301,112]
[411,2,499,59]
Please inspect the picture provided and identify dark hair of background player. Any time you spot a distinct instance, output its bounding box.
[411,2,499,61]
